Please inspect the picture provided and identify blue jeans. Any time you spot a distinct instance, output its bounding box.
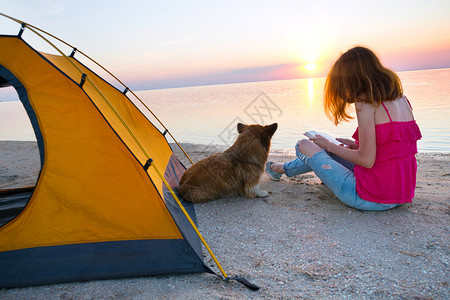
[283,142,400,211]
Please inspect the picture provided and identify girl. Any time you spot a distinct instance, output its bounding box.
[265,46,422,211]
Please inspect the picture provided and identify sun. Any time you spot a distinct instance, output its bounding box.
[304,62,317,71]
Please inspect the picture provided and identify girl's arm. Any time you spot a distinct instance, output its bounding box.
[311,102,377,168]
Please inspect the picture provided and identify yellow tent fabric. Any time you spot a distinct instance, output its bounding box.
[42,53,173,197]
[0,36,181,251]
[0,35,208,288]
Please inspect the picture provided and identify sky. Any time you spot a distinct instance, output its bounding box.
[1,0,450,90]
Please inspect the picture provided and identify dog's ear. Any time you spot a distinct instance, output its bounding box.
[237,123,247,134]
[265,123,278,137]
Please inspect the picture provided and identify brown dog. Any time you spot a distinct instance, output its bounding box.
[178,123,278,203]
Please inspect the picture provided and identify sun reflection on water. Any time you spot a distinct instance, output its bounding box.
[308,78,314,106]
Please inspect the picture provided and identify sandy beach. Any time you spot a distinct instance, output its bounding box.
[0,140,449,299]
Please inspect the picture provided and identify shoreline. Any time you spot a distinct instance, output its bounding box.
[0,141,449,299]
[0,138,449,155]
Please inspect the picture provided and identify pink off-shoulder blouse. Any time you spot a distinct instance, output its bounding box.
[352,100,422,204]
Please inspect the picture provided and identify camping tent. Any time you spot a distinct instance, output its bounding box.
[0,15,221,288]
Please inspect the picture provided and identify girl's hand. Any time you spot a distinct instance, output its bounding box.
[310,134,335,151]
[336,138,358,149]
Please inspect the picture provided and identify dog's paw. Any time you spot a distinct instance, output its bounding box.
[245,184,269,198]
[255,189,269,198]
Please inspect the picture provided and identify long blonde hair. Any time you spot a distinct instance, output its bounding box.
[324,46,403,125]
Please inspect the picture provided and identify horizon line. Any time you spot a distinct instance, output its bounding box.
[130,66,450,92]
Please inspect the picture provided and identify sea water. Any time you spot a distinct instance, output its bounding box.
[0,68,449,153]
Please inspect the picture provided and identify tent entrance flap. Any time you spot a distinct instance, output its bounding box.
[0,75,10,87]
[0,187,34,227]
[0,63,45,167]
